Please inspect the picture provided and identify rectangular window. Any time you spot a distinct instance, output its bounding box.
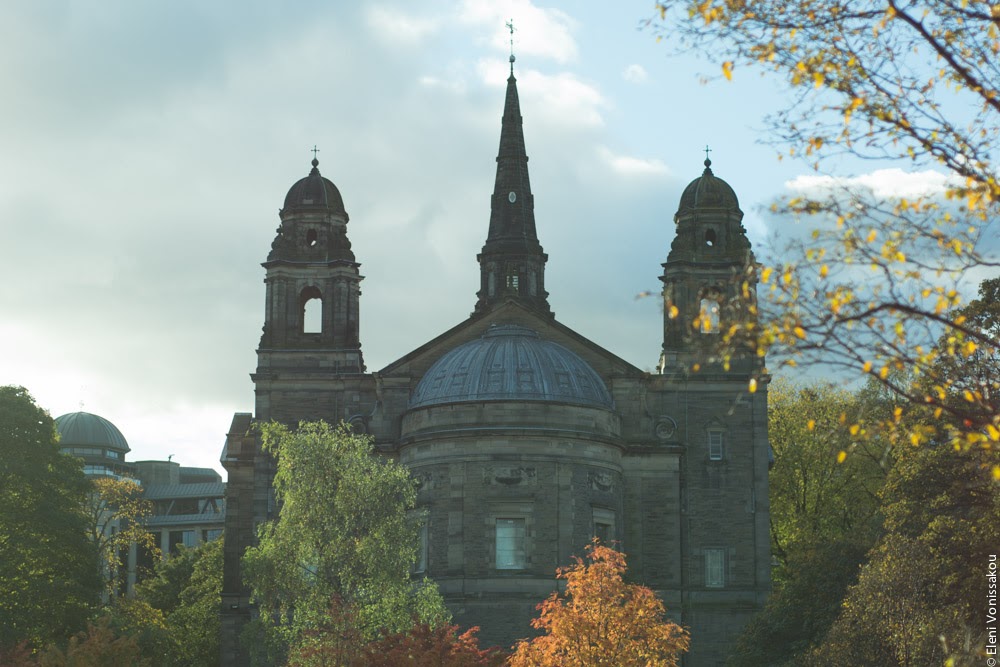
[592,507,616,547]
[182,530,197,548]
[495,518,526,569]
[413,520,428,574]
[705,548,725,588]
[709,431,724,461]
[202,529,223,542]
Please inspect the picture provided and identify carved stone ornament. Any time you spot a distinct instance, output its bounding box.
[484,466,536,486]
[589,471,614,493]
[655,416,677,441]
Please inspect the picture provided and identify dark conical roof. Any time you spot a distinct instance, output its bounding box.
[55,411,130,453]
[282,158,348,218]
[410,325,612,409]
[677,159,741,212]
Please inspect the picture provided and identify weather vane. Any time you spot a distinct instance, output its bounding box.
[506,19,516,73]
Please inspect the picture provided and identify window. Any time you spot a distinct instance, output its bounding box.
[202,529,223,542]
[699,298,720,333]
[300,286,322,334]
[709,431,724,461]
[495,518,526,569]
[306,229,318,247]
[705,548,725,587]
[413,520,428,574]
[592,507,616,546]
[506,273,519,290]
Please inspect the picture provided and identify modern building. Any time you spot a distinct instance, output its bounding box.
[221,62,771,666]
[55,411,226,591]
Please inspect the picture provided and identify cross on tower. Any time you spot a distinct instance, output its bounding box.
[311,145,321,159]
[506,19,516,72]
[704,145,712,161]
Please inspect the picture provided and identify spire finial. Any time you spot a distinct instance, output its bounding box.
[311,145,320,168]
[703,144,712,169]
[506,19,516,74]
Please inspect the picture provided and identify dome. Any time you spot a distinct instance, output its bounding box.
[282,158,348,218]
[54,411,130,453]
[410,324,613,409]
[677,159,740,212]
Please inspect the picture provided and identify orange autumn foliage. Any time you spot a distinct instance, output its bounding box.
[509,541,689,667]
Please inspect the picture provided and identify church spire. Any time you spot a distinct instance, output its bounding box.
[475,42,550,315]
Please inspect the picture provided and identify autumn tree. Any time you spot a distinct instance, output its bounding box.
[84,476,158,597]
[0,386,101,652]
[509,541,689,667]
[241,421,449,665]
[648,1,1000,457]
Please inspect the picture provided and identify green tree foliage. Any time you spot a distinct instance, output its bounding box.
[0,386,101,651]
[111,537,223,666]
[728,540,870,667]
[811,443,1000,666]
[728,379,888,665]
[84,476,158,597]
[649,1,1000,455]
[767,379,888,571]
[241,421,449,663]
[509,541,689,667]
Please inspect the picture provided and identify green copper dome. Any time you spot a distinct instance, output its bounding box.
[55,411,130,453]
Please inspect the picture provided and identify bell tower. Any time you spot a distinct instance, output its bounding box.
[659,157,757,373]
[254,156,365,420]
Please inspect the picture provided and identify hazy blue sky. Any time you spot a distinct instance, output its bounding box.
[0,0,954,476]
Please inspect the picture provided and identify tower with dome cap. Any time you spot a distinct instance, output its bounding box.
[220,63,770,667]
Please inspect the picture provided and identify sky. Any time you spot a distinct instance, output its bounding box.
[0,0,967,478]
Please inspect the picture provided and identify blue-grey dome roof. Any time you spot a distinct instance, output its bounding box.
[410,324,613,409]
[54,411,130,453]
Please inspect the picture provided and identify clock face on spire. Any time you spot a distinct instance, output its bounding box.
[508,191,517,203]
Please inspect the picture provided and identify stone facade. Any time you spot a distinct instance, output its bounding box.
[220,69,770,667]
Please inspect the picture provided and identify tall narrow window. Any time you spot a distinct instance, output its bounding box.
[699,298,720,333]
[705,548,725,587]
[413,520,428,574]
[506,273,519,290]
[495,518,526,569]
[300,286,322,334]
[708,431,724,461]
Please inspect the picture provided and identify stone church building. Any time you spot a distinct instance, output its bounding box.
[220,63,771,666]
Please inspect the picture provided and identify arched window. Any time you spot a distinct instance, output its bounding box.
[306,229,318,248]
[300,286,322,334]
[705,228,717,247]
[699,298,720,334]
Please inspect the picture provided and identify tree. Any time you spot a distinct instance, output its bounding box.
[84,476,158,598]
[0,386,101,652]
[727,379,889,666]
[648,1,1000,456]
[241,421,449,664]
[106,537,223,666]
[288,622,506,667]
[767,379,888,572]
[509,541,689,667]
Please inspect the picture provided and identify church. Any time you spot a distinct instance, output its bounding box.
[220,58,771,666]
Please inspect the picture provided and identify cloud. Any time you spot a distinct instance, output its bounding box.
[458,0,578,64]
[598,147,670,177]
[622,64,648,84]
[785,168,960,199]
[366,6,441,45]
